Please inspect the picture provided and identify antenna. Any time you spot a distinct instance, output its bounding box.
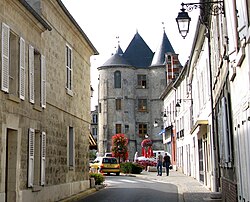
[162,22,165,31]
[116,36,120,45]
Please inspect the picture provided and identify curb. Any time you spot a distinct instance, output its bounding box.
[58,184,106,202]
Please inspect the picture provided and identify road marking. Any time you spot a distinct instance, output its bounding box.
[119,179,137,183]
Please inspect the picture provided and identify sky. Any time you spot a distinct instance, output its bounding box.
[61,0,199,110]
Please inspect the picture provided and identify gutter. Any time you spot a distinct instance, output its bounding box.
[57,0,99,55]
[19,0,52,31]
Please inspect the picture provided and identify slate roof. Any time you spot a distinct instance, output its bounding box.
[116,44,124,56]
[151,30,175,67]
[123,32,153,68]
[101,48,131,68]
[100,31,176,68]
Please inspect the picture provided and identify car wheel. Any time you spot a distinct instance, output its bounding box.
[116,172,120,176]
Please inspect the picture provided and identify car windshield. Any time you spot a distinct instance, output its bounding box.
[102,158,118,164]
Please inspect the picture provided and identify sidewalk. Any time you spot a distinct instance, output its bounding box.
[134,170,220,202]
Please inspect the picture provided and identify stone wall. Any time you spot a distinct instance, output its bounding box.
[0,0,95,201]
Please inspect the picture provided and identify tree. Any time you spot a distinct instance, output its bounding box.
[112,134,128,163]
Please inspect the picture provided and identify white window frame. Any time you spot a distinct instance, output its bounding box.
[66,44,73,95]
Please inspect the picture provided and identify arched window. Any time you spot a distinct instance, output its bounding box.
[114,71,121,88]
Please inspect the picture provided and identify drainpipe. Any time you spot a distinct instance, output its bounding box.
[206,28,219,192]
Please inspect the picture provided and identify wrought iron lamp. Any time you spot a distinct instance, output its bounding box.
[175,98,193,108]
[90,85,94,97]
[176,1,224,38]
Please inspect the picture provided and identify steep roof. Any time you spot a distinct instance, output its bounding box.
[123,32,153,68]
[151,30,175,67]
[100,45,131,68]
[116,44,124,56]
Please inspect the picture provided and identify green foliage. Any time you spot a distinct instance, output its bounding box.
[89,173,105,185]
[89,150,97,161]
[120,162,143,174]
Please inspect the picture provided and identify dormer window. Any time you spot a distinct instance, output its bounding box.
[167,55,172,64]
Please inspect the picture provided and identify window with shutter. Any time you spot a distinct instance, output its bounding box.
[1,23,10,92]
[28,128,35,187]
[9,30,19,96]
[41,55,46,108]
[19,37,25,100]
[69,127,74,167]
[40,132,46,186]
[221,96,233,167]
[66,45,73,93]
[236,0,248,40]
[29,45,35,103]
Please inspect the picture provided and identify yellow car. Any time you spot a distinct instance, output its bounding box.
[90,157,120,175]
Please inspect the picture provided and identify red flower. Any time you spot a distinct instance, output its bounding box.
[141,139,153,148]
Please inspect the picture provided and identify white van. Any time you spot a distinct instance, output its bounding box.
[153,150,171,160]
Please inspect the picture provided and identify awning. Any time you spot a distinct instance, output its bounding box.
[190,120,208,134]
[157,129,165,135]
[89,133,97,149]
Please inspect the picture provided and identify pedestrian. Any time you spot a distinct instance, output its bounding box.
[156,152,163,176]
[163,153,171,176]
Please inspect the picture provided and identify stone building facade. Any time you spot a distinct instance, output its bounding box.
[97,31,182,160]
[0,0,97,201]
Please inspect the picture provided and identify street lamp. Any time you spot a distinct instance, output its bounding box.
[176,3,191,39]
[176,1,224,38]
[175,0,224,192]
[90,85,94,97]
[175,98,193,108]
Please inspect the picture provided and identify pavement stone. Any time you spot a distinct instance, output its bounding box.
[58,170,221,202]
[134,170,221,202]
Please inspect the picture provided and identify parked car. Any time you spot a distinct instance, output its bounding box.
[90,157,120,175]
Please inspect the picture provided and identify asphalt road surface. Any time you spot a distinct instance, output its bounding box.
[78,175,179,202]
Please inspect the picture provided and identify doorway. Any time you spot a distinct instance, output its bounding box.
[5,128,18,202]
[198,138,204,182]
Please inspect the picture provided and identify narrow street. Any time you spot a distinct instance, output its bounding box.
[78,175,178,202]
[62,170,215,202]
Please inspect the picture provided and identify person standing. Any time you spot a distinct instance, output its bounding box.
[156,152,163,176]
[163,153,171,176]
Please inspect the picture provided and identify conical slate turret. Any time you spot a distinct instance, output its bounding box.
[151,30,175,67]
[123,32,153,68]
[100,45,130,68]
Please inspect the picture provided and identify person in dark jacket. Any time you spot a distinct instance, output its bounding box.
[163,153,171,176]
